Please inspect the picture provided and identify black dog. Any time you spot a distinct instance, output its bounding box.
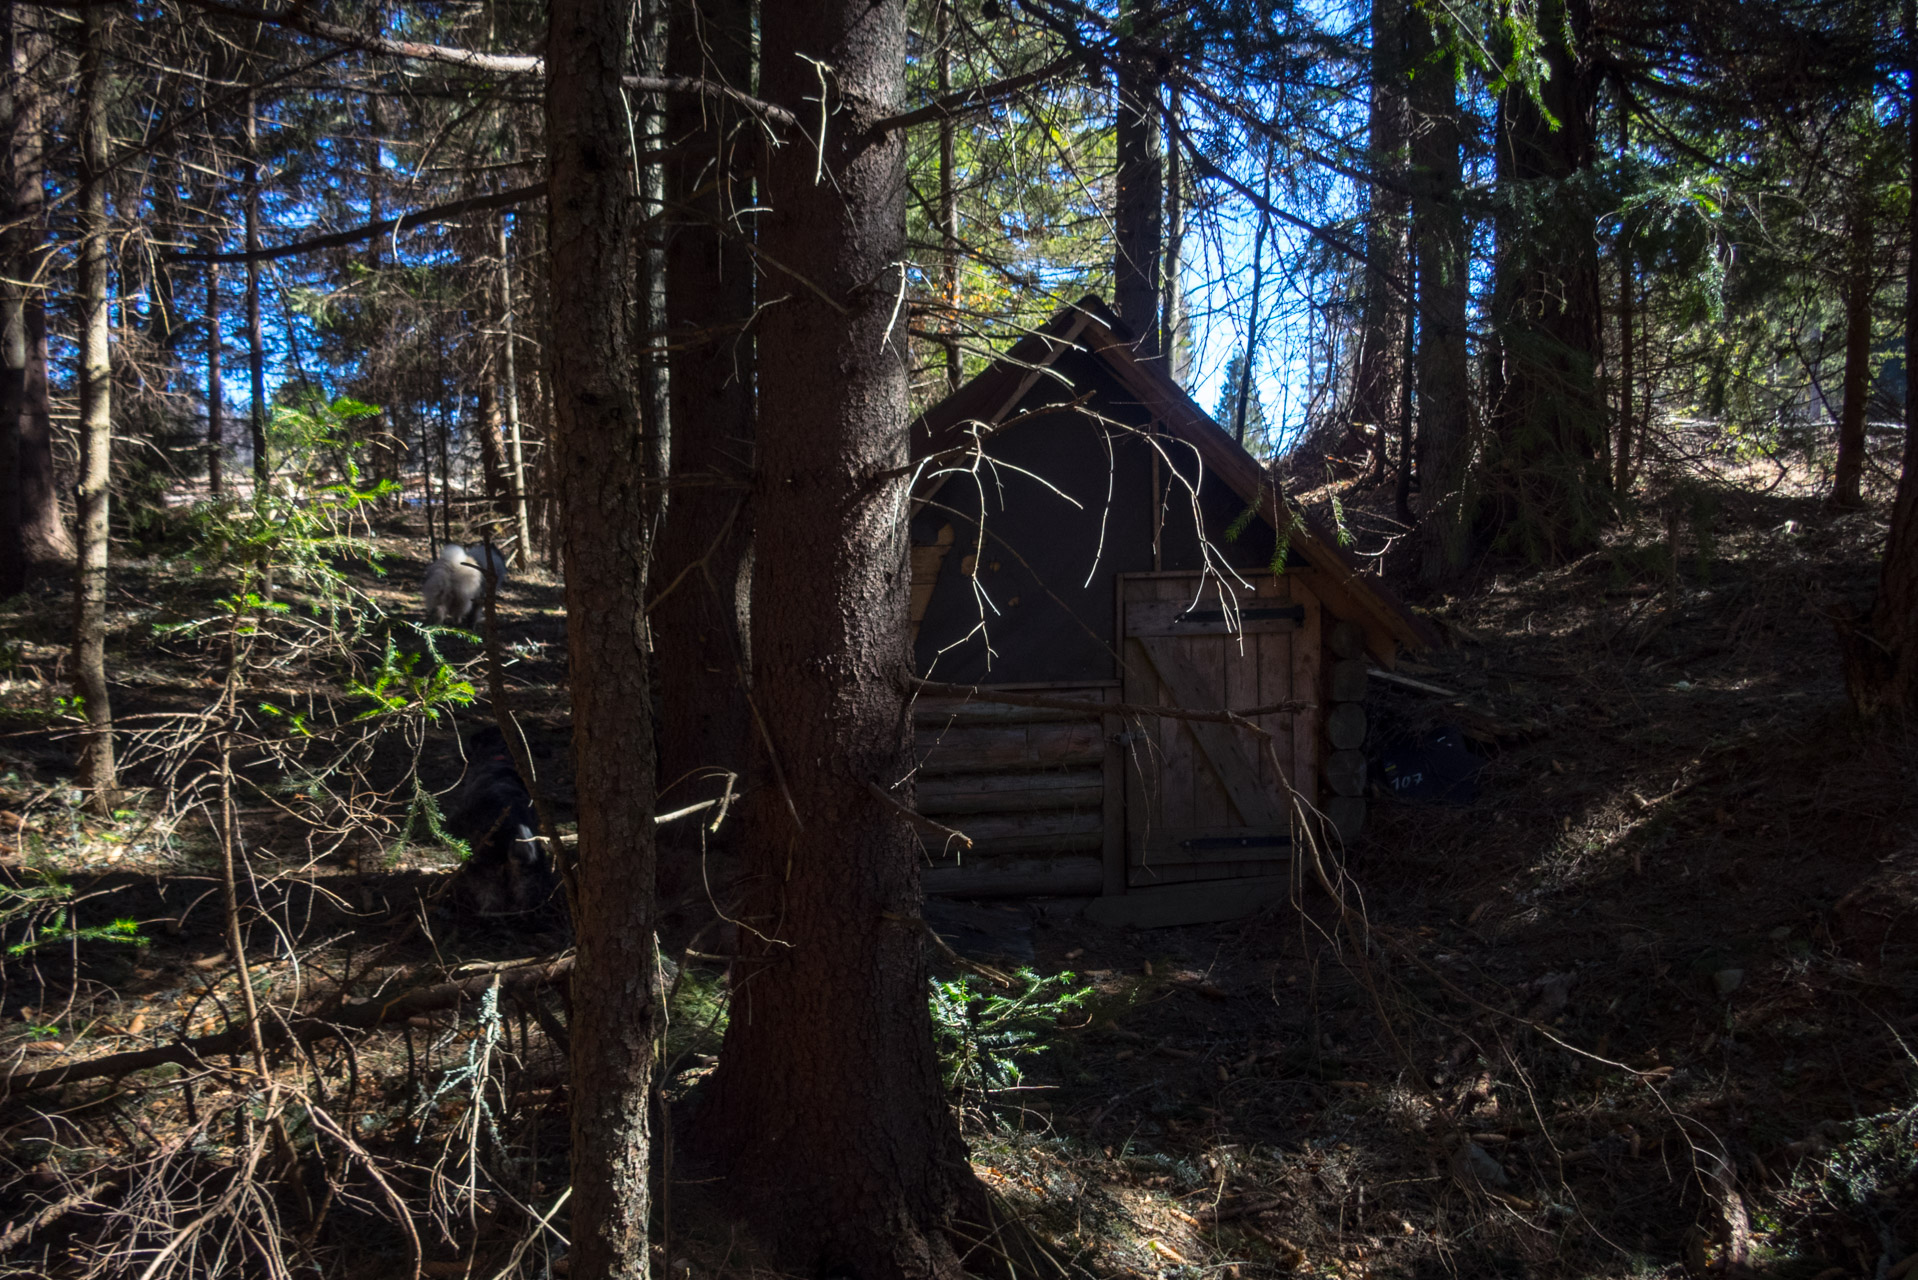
[445,726,559,919]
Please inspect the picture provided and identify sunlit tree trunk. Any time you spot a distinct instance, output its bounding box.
[936,0,960,393]
[499,212,533,567]
[1163,93,1188,383]
[697,0,990,1271]
[72,3,116,809]
[1833,193,1873,509]
[545,0,659,1270]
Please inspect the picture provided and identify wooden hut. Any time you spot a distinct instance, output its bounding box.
[908,296,1434,927]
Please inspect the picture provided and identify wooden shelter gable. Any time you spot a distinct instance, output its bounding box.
[912,295,1438,665]
[909,344,1282,685]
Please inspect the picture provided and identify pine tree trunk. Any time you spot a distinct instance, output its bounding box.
[72,3,116,810]
[1486,0,1608,558]
[544,0,659,1270]
[476,378,509,510]
[1615,245,1635,491]
[1114,4,1162,356]
[1353,0,1409,482]
[245,94,268,490]
[1832,196,1873,509]
[696,0,989,1271]
[206,254,224,497]
[498,212,533,567]
[1843,0,1918,715]
[937,0,960,394]
[1162,93,1187,383]
[466,212,513,522]
[653,0,755,909]
[1409,18,1471,585]
[0,1,72,592]
[633,0,669,517]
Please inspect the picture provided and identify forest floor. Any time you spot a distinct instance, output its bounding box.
[0,450,1914,1280]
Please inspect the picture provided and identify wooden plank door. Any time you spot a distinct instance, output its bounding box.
[1119,572,1320,887]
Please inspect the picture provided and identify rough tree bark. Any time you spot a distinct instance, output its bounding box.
[1832,193,1873,510]
[1409,15,1471,585]
[72,2,116,808]
[1353,0,1409,485]
[633,0,670,509]
[468,209,515,526]
[653,0,755,907]
[1162,92,1187,382]
[475,378,509,512]
[544,0,660,1272]
[696,0,991,1272]
[1113,2,1162,355]
[1486,0,1608,558]
[0,0,72,593]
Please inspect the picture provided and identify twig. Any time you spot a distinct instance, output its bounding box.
[880,911,1012,987]
[304,1103,424,1280]
[870,54,1081,132]
[486,1185,572,1280]
[0,1177,117,1253]
[0,959,576,1097]
[1366,667,1460,698]
[867,781,973,850]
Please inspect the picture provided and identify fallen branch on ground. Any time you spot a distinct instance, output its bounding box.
[0,957,574,1098]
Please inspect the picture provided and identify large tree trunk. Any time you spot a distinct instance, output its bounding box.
[653,0,755,911]
[0,1,71,593]
[1409,17,1471,586]
[1842,0,1918,715]
[72,3,116,809]
[1832,193,1873,509]
[1353,0,1409,484]
[544,0,660,1273]
[696,0,989,1272]
[1113,3,1162,356]
[1485,0,1608,558]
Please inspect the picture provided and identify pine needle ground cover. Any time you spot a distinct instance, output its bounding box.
[0,443,1914,1278]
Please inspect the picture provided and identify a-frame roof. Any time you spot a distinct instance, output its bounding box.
[913,295,1437,664]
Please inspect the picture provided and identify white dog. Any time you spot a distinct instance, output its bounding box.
[422,544,507,629]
